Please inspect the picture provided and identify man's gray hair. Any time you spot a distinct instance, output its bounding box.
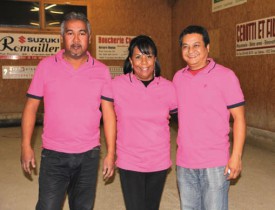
[60,12,91,36]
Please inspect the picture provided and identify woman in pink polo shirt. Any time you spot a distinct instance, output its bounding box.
[102,35,177,210]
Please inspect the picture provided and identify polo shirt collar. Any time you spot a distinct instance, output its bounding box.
[182,58,216,75]
[128,73,160,86]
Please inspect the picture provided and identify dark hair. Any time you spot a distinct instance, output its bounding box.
[61,12,91,36]
[178,25,210,47]
[123,35,161,77]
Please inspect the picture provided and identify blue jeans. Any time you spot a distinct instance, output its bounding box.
[36,147,100,210]
[177,166,230,210]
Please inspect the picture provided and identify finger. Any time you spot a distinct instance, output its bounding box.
[109,168,114,177]
[103,168,109,180]
[27,162,32,174]
[232,170,240,179]
[31,159,36,169]
[104,167,114,180]
[102,167,107,176]
[227,173,233,180]
[103,166,109,178]
[24,162,31,174]
[227,168,239,180]
[105,168,113,179]
[224,166,229,175]
[226,168,233,180]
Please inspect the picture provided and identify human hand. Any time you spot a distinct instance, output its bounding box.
[21,145,36,175]
[224,154,242,180]
[102,154,115,181]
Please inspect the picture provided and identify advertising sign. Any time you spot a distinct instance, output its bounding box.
[109,66,123,78]
[0,33,61,59]
[2,66,36,79]
[236,16,275,56]
[96,35,134,60]
[212,0,247,12]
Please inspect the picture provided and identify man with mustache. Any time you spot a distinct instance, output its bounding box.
[20,12,116,210]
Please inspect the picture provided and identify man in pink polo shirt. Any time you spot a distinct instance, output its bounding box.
[20,12,116,210]
[173,25,246,210]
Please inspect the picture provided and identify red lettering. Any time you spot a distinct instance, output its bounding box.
[258,20,265,39]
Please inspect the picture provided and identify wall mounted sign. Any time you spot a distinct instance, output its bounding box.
[2,66,36,79]
[96,35,134,60]
[236,16,275,56]
[0,33,61,59]
[109,66,123,78]
[212,0,247,12]
[2,65,124,80]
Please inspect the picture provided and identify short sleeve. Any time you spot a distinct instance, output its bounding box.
[101,80,114,102]
[169,84,178,113]
[222,71,245,108]
[27,61,45,99]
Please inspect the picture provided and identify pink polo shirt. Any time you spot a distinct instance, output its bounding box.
[102,73,177,172]
[173,58,245,169]
[27,50,111,153]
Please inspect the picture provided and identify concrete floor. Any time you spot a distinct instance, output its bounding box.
[0,124,274,210]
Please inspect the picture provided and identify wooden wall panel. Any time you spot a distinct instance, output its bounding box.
[89,0,173,79]
[171,0,275,132]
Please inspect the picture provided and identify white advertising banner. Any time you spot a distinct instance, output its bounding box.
[96,35,134,60]
[236,16,275,56]
[212,0,247,12]
[2,65,124,80]
[2,66,36,79]
[0,33,61,59]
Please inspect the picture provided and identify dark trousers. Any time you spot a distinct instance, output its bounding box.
[36,147,100,210]
[119,168,168,210]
